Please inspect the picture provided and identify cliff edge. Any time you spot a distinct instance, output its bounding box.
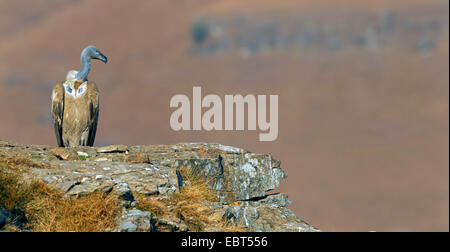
[0,141,319,232]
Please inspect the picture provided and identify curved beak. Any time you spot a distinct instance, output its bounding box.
[93,51,107,64]
[98,52,108,63]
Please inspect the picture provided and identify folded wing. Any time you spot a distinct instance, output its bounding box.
[51,82,65,147]
[87,82,99,146]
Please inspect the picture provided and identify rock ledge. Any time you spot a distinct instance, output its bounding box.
[0,141,319,232]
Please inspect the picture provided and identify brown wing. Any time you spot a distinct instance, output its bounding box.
[51,82,65,147]
[86,82,99,146]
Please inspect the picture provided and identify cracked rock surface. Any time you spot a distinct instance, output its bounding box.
[0,140,319,232]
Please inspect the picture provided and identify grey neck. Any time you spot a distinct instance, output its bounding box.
[75,53,91,81]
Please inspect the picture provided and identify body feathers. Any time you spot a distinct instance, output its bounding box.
[52,78,99,147]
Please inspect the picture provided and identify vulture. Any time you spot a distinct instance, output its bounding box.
[51,45,107,147]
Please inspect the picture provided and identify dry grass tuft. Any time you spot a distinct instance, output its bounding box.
[136,197,167,216]
[0,155,48,170]
[137,169,246,232]
[0,161,35,210]
[0,159,121,232]
[27,189,120,232]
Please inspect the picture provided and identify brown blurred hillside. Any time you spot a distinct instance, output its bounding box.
[0,0,448,231]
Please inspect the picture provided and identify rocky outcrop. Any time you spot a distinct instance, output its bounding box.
[191,6,448,56]
[0,141,319,232]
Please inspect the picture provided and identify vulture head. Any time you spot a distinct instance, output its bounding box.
[74,45,107,81]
